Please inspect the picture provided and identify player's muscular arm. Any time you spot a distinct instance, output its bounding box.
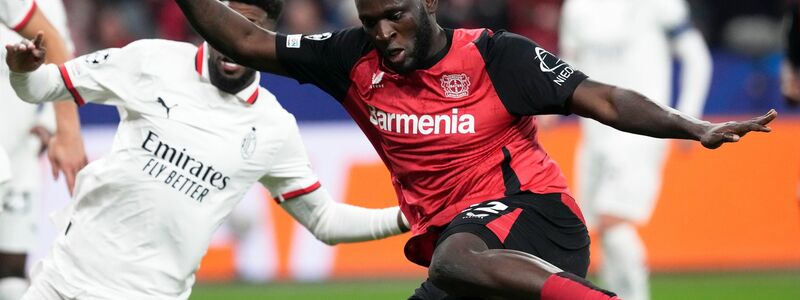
[570,79,776,149]
[175,0,285,75]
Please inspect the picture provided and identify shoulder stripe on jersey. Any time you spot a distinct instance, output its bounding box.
[58,64,86,106]
[195,44,204,75]
[12,1,37,31]
[500,147,521,196]
[246,89,259,104]
[273,181,322,204]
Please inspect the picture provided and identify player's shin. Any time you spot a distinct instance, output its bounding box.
[602,223,648,300]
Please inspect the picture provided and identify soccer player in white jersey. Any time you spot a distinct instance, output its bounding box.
[0,0,84,299]
[6,0,410,299]
[0,0,88,196]
[560,0,712,299]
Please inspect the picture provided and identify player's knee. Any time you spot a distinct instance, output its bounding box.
[428,233,486,292]
[596,214,630,235]
[428,254,476,293]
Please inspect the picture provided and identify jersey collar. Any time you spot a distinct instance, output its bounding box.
[195,42,260,105]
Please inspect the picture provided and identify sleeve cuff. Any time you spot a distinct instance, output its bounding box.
[11,0,37,31]
[58,64,86,106]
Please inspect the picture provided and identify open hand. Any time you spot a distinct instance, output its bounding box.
[700,109,777,149]
[5,31,47,73]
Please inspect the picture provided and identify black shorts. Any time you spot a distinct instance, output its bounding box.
[409,192,590,300]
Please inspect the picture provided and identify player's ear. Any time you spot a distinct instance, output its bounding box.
[424,0,438,14]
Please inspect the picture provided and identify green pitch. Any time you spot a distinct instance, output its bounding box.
[191,271,800,300]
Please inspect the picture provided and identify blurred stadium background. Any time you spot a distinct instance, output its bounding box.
[19,0,800,299]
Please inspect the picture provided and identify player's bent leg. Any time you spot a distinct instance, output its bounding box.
[0,253,27,300]
[598,215,648,300]
[429,232,618,300]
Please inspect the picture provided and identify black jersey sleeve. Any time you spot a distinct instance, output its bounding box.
[475,30,588,116]
[275,28,372,101]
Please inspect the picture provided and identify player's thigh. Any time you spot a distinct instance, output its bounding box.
[437,193,590,277]
[593,142,668,223]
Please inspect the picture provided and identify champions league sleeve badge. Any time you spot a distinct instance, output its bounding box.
[241,127,257,159]
[83,49,111,66]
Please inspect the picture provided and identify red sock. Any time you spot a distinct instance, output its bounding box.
[540,272,619,300]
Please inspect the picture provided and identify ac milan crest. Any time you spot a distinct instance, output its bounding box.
[440,74,471,99]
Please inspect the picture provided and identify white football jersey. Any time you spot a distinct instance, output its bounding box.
[42,40,320,299]
[561,0,690,149]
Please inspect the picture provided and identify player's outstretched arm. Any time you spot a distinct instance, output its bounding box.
[277,187,410,245]
[175,0,284,74]
[570,79,777,149]
[15,9,88,195]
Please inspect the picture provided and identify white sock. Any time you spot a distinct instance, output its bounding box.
[0,277,28,300]
[600,223,649,300]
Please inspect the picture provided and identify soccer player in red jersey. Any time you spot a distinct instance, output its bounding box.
[175,0,776,299]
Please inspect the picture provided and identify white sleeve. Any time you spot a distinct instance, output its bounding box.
[279,187,406,245]
[9,63,70,104]
[56,42,153,107]
[258,120,320,201]
[259,121,407,245]
[10,41,154,107]
[0,0,35,30]
[672,28,711,118]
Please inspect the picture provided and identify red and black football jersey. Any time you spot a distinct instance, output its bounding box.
[276,28,588,266]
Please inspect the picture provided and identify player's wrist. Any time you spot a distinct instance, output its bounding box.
[397,211,410,233]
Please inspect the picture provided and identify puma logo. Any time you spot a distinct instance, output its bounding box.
[157,97,178,118]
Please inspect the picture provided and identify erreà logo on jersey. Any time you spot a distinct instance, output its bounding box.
[440,74,471,98]
[368,104,475,135]
[534,47,575,86]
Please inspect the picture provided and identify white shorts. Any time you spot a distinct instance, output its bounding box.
[0,149,41,253]
[576,135,668,226]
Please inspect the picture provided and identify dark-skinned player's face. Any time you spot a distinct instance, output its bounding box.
[356,0,434,74]
[208,1,273,94]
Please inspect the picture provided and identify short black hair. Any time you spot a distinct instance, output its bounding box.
[229,0,284,21]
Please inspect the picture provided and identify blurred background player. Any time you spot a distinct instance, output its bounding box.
[0,0,87,197]
[560,0,712,299]
[0,0,81,299]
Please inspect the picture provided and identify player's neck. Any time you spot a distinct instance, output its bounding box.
[416,26,452,70]
[428,26,448,58]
